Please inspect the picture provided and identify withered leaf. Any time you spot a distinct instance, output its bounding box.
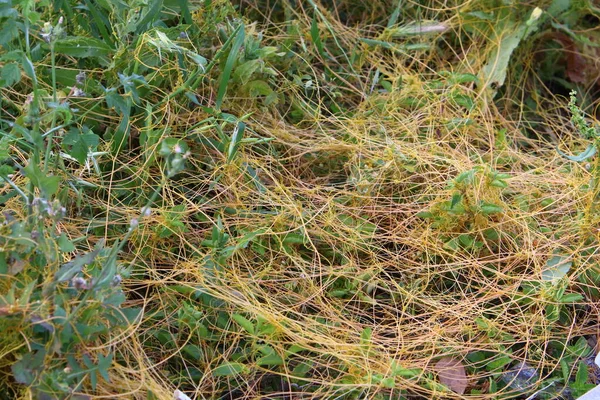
[435,357,468,394]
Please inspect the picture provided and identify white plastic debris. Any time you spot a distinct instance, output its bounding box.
[577,385,600,400]
[174,390,192,400]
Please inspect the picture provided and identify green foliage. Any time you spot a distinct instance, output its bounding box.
[2,0,600,398]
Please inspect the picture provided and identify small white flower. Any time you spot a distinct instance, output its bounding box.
[527,7,543,26]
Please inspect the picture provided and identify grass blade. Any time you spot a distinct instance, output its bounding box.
[215,24,245,111]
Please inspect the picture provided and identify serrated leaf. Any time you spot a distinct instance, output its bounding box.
[233,59,261,85]
[0,62,20,87]
[0,18,19,46]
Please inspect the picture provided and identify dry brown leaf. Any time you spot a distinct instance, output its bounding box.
[435,357,468,394]
[549,32,587,84]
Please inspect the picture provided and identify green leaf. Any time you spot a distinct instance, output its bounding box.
[216,24,245,110]
[182,344,204,359]
[231,313,255,335]
[542,255,572,282]
[576,361,589,387]
[55,246,102,282]
[485,355,512,372]
[481,11,541,91]
[213,362,246,377]
[292,361,312,378]
[479,202,503,215]
[256,351,284,366]
[490,179,508,188]
[53,36,114,60]
[227,121,245,162]
[135,0,163,34]
[0,62,20,87]
[360,327,372,345]
[310,13,326,57]
[63,129,100,164]
[443,237,460,251]
[233,59,261,85]
[97,353,113,382]
[58,232,75,252]
[0,164,14,177]
[23,162,60,197]
[20,53,36,85]
[450,193,462,209]
[0,18,19,46]
[559,293,583,303]
[557,144,597,162]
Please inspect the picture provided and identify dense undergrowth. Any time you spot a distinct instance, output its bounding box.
[2,0,600,399]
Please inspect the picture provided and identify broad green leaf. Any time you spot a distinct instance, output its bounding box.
[54,36,113,59]
[542,255,572,281]
[450,193,462,209]
[292,361,312,378]
[0,62,20,87]
[490,179,508,188]
[182,344,204,359]
[481,10,542,91]
[23,162,60,197]
[256,351,284,366]
[233,59,261,85]
[231,313,255,335]
[479,202,503,215]
[213,362,246,377]
[58,232,75,252]
[63,129,100,164]
[54,246,102,282]
[135,0,163,34]
[559,293,583,303]
[0,18,19,46]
